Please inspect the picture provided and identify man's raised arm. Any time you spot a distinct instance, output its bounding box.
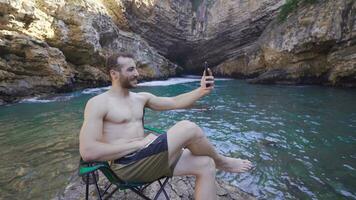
[142,70,215,111]
[79,97,149,161]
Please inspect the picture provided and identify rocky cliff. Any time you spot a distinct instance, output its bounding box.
[122,0,284,72]
[215,0,356,87]
[0,0,355,104]
[0,0,178,104]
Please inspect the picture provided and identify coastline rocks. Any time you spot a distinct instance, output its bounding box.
[0,30,75,103]
[57,174,256,200]
[0,0,178,104]
[217,0,356,87]
[1,0,355,104]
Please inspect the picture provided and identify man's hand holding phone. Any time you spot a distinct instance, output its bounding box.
[200,61,215,95]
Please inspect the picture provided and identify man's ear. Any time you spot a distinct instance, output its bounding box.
[110,69,119,80]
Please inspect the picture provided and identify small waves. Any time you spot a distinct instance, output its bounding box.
[81,86,110,94]
[20,93,79,103]
[139,76,232,86]
[19,77,232,104]
[138,78,199,86]
[21,98,57,103]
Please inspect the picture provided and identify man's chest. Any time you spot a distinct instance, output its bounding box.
[105,98,145,124]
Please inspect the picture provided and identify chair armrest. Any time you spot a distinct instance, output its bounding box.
[144,125,165,134]
[78,159,110,176]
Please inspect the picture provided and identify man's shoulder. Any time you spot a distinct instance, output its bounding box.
[136,92,154,99]
[85,92,109,111]
[132,92,155,106]
[88,92,108,103]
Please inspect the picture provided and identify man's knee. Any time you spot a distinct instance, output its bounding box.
[177,120,204,138]
[198,157,216,176]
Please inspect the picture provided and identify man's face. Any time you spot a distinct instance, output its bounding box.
[111,57,139,89]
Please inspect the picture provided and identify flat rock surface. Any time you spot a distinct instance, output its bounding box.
[56,173,256,200]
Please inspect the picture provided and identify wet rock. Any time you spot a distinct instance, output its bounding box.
[56,173,256,200]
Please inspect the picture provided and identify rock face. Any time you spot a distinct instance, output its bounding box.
[0,30,74,102]
[0,0,355,103]
[216,0,356,87]
[0,0,177,104]
[57,174,256,200]
[122,0,284,71]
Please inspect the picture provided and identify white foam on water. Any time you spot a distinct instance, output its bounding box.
[138,76,232,86]
[81,86,110,94]
[138,77,200,86]
[21,97,56,103]
[183,75,201,79]
[19,77,233,103]
[20,94,78,103]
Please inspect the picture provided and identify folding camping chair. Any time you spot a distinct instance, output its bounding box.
[78,126,170,200]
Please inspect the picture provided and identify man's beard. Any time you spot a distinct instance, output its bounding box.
[120,76,137,89]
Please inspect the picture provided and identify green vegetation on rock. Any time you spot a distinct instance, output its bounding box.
[278,0,320,21]
[190,0,214,12]
[190,0,203,11]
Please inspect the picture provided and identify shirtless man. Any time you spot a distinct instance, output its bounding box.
[79,53,253,200]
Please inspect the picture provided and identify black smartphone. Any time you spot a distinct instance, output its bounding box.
[203,61,211,87]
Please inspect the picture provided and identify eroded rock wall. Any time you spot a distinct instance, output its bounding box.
[216,0,356,87]
[1,0,355,104]
[122,0,284,71]
[0,0,177,104]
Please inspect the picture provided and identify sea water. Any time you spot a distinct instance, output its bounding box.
[0,78,355,199]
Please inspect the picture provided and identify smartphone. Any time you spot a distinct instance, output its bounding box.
[203,61,211,87]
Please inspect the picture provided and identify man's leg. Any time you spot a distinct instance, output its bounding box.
[167,120,252,173]
[172,149,217,200]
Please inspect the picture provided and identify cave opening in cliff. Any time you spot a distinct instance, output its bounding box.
[165,43,201,75]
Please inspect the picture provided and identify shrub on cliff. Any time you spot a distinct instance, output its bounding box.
[278,0,320,22]
[190,0,214,12]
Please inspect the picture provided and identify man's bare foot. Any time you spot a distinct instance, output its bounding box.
[215,156,253,173]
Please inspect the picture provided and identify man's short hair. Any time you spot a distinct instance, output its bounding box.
[105,52,134,74]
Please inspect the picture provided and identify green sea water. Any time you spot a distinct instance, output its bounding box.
[0,79,355,199]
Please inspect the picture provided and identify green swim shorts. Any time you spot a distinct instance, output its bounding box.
[111,133,182,183]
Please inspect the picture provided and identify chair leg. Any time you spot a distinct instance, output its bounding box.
[130,187,151,200]
[104,186,119,200]
[92,172,103,200]
[153,177,170,200]
[140,182,154,192]
[102,183,113,197]
[85,174,90,200]
[160,179,170,200]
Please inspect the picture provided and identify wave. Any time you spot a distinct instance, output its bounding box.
[20,94,78,103]
[20,77,233,103]
[184,75,233,81]
[138,77,199,86]
[81,86,110,94]
[21,98,57,103]
[138,76,232,86]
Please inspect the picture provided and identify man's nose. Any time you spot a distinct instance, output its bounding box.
[134,69,139,77]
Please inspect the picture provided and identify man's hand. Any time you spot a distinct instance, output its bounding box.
[200,68,215,95]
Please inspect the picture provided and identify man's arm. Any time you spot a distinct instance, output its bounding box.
[142,70,214,111]
[79,97,150,161]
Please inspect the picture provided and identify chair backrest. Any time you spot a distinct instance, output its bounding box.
[98,165,122,183]
[79,158,145,188]
[78,122,167,188]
